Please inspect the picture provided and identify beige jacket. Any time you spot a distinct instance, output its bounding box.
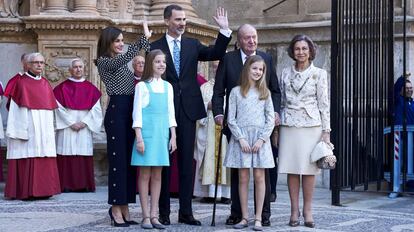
[280,63,331,131]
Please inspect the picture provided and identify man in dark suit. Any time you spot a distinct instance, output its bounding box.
[151,4,232,226]
[212,24,281,227]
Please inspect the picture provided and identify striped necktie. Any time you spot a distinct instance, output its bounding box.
[173,39,180,77]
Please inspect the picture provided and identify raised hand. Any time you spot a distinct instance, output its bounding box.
[212,7,229,30]
[143,20,152,39]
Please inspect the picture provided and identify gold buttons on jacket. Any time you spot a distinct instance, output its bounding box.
[112,136,115,140]
[111,104,115,108]
[113,168,116,171]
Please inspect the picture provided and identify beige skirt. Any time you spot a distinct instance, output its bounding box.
[278,126,322,175]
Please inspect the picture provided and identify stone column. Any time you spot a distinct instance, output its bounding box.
[73,0,98,15]
[150,0,199,21]
[43,0,69,14]
[133,0,151,20]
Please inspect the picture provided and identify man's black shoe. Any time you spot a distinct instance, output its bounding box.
[225,215,241,225]
[270,193,277,203]
[158,215,170,225]
[220,197,231,204]
[262,218,271,227]
[200,197,214,203]
[178,214,201,226]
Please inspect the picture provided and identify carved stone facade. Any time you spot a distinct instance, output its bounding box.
[1,0,414,186]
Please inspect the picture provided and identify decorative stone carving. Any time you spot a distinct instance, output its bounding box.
[132,0,150,19]
[0,0,21,17]
[43,47,90,84]
[126,0,133,13]
[96,0,109,16]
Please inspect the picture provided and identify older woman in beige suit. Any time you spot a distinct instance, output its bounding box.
[278,35,330,228]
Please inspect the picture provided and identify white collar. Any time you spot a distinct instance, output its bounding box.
[292,63,314,75]
[152,77,162,82]
[68,77,85,82]
[166,33,181,44]
[25,72,41,80]
[240,49,256,63]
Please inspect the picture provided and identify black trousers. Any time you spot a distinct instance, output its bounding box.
[104,95,136,205]
[269,146,278,194]
[159,105,196,216]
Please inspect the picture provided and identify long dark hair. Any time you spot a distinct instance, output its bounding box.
[95,26,122,64]
[141,49,166,82]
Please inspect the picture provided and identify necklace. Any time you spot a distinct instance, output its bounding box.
[289,73,311,95]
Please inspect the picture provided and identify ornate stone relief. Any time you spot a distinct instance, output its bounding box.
[0,0,22,17]
[126,0,133,13]
[43,47,90,84]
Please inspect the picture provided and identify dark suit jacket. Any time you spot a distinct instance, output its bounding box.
[151,33,231,121]
[212,49,281,120]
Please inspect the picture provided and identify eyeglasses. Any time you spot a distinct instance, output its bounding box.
[30,61,45,65]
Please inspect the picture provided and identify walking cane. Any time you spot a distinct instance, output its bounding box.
[211,120,225,226]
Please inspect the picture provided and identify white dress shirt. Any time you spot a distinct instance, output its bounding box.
[132,77,177,128]
[240,50,256,64]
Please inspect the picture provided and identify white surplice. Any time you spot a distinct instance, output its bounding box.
[6,99,56,159]
[55,100,103,156]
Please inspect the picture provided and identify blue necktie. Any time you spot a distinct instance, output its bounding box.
[173,39,180,77]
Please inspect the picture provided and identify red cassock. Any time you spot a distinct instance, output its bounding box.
[4,73,22,110]
[4,74,61,200]
[54,79,101,192]
[0,82,3,182]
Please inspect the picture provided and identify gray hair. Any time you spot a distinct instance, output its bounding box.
[236,24,257,41]
[70,58,84,68]
[21,53,30,63]
[27,52,44,62]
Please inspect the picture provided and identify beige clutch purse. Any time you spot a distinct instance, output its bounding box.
[310,141,336,169]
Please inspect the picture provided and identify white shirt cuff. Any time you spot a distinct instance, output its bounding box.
[219,28,232,38]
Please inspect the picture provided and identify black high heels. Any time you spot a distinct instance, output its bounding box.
[108,207,129,227]
[123,215,139,225]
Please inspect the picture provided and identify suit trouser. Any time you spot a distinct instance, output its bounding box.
[269,146,278,194]
[230,168,271,220]
[159,105,196,216]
